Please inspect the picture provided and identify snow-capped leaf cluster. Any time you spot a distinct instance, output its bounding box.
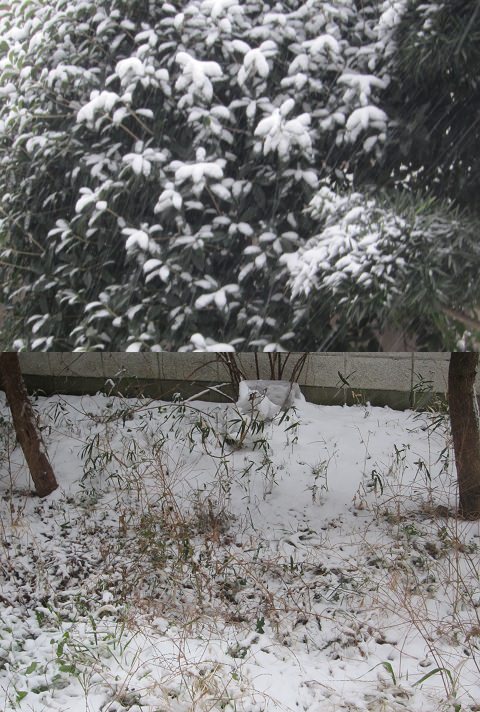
[282,186,408,299]
[254,98,313,160]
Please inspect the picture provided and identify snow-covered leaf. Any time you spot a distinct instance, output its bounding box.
[124,229,150,251]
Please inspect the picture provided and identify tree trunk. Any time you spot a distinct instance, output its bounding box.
[448,352,480,519]
[0,352,58,497]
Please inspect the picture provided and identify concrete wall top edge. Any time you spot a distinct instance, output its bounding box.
[15,353,473,394]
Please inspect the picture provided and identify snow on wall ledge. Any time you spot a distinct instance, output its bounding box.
[14,353,459,410]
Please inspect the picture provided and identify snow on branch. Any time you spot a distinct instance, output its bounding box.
[77,90,123,129]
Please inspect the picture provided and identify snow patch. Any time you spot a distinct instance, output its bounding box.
[237,379,305,420]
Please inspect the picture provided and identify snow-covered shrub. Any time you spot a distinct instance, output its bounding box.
[282,188,480,349]
[0,0,477,350]
[0,0,404,350]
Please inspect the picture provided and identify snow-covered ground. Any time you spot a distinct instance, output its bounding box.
[1,386,479,712]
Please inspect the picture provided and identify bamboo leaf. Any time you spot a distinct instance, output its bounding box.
[413,666,454,688]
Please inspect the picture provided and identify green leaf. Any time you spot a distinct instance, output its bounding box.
[255,616,265,634]
[59,663,77,674]
[381,661,397,685]
[25,661,37,674]
[284,421,300,432]
[413,666,454,688]
[252,184,266,210]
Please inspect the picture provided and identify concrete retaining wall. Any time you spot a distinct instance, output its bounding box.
[15,352,459,410]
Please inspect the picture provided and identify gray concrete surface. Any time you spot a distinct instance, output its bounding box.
[14,352,460,410]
